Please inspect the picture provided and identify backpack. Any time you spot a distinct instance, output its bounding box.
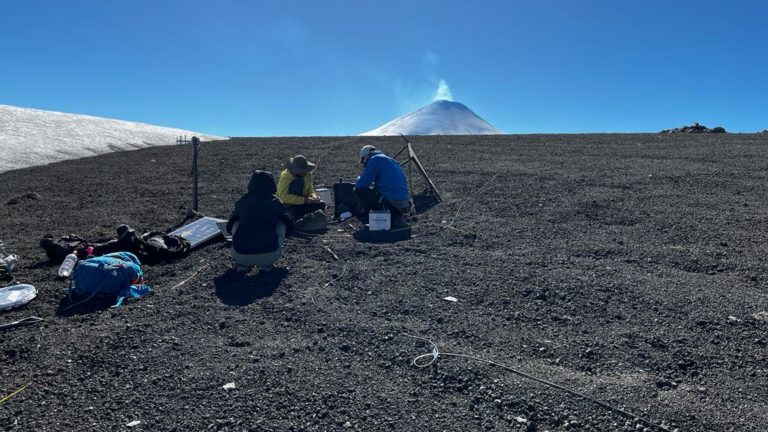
[42,226,192,265]
[68,252,152,308]
[40,234,88,262]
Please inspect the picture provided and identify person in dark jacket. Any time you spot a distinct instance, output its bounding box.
[354,145,411,227]
[226,170,292,272]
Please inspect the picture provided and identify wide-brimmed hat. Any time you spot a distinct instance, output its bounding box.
[287,155,316,175]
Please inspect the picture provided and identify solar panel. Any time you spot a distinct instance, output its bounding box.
[170,216,228,248]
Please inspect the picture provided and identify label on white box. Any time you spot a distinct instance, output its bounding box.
[369,210,391,231]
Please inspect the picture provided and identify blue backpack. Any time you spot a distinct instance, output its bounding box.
[69,252,152,307]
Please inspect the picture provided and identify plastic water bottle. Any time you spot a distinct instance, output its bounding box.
[58,252,78,278]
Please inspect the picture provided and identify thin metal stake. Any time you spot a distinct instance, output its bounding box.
[191,136,200,212]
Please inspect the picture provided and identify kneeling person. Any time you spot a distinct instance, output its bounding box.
[277,155,326,220]
[355,145,411,227]
[226,170,291,272]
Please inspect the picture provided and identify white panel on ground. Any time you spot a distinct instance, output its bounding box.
[170,217,228,249]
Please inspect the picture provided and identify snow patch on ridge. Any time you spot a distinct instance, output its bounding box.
[361,100,502,136]
[0,104,227,173]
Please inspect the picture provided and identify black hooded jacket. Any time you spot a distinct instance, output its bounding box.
[226,171,290,254]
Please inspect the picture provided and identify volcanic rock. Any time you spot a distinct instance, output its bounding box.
[660,122,727,134]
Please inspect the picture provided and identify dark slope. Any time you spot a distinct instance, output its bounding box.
[1,134,767,431]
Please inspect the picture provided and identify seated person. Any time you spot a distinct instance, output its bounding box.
[226,170,291,273]
[354,145,411,228]
[277,155,326,220]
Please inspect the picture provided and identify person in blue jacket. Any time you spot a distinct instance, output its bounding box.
[354,145,411,227]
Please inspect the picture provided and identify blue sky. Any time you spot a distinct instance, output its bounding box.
[1,1,766,135]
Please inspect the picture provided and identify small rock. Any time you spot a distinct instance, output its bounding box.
[4,192,42,206]
[223,382,236,391]
[126,420,141,427]
[443,296,458,302]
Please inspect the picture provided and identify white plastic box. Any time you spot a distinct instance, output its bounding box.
[316,188,332,204]
[368,210,391,231]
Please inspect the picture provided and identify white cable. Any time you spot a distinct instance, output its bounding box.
[403,334,672,432]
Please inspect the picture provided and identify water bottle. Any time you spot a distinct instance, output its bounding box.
[58,252,78,278]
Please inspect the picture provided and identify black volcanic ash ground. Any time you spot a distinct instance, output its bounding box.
[1,134,767,431]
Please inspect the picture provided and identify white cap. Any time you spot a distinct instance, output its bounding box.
[359,145,376,160]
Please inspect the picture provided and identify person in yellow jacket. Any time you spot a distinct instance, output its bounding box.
[277,155,327,220]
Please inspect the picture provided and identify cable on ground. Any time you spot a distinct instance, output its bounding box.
[310,262,349,313]
[403,334,672,432]
[171,263,210,290]
[449,173,501,227]
[0,383,29,405]
[0,316,44,331]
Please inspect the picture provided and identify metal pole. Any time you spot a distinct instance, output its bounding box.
[191,136,200,212]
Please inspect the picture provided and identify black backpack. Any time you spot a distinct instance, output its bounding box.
[40,234,88,262]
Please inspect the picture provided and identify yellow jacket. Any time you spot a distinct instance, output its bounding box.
[276,169,318,205]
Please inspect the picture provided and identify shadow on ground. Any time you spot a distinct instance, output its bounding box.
[56,294,119,317]
[353,227,412,243]
[213,267,288,306]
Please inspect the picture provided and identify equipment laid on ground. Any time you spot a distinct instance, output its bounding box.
[169,217,228,249]
[316,187,332,204]
[368,210,391,231]
[0,284,37,311]
[294,209,328,233]
[394,135,442,213]
[0,240,18,281]
[68,252,151,308]
[333,181,356,219]
[0,316,43,331]
[41,226,191,265]
[216,220,232,241]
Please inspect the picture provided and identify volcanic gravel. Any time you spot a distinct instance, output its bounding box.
[1,134,767,432]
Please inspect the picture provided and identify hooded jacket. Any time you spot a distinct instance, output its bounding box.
[226,171,289,254]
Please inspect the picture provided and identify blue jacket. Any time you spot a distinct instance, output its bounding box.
[355,152,410,201]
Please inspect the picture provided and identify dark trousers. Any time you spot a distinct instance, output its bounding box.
[286,202,326,221]
[353,187,407,219]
